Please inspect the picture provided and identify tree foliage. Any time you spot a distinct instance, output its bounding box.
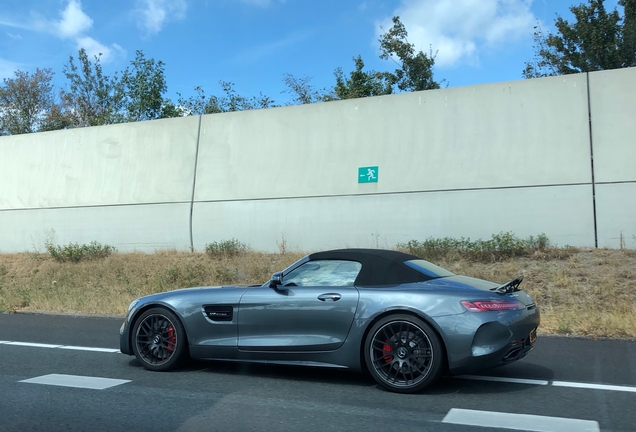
[282,73,328,104]
[333,56,394,99]
[328,16,441,101]
[61,48,125,127]
[524,0,636,78]
[378,16,440,91]
[178,81,276,115]
[122,50,168,121]
[0,68,57,135]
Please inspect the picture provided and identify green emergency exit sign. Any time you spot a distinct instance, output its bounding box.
[358,166,378,183]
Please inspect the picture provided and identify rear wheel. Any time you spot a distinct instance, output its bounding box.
[364,314,443,393]
[132,308,187,371]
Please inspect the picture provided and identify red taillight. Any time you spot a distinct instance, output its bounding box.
[460,300,523,312]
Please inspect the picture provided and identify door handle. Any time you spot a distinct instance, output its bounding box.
[318,293,341,302]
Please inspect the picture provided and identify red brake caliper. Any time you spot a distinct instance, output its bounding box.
[383,340,393,363]
[167,325,176,353]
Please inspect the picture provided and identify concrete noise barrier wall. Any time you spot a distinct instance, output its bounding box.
[588,68,636,248]
[0,116,200,252]
[0,68,634,253]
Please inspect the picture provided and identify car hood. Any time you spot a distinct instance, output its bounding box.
[135,284,255,303]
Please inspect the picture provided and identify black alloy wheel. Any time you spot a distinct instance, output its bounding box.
[364,314,443,393]
[132,307,187,371]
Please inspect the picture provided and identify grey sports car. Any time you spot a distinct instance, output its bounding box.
[120,249,539,393]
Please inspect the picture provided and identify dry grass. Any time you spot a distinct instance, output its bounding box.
[1,248,635,338]
[0,251,303,316]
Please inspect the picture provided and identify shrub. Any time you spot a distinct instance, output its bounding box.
[205,239,249,259]
[45,240,116,263]
[397,232,570,263]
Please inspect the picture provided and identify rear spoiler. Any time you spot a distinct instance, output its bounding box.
[490,276,523,294]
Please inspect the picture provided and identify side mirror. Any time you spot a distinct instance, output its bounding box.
[269,272,283,288]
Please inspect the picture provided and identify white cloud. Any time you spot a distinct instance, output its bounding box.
[76,37,126,62]
[7,32,22,39]
[55,0,93,38]
[25,0,122,63]
[377,0,536,68]
[135,0,187,35]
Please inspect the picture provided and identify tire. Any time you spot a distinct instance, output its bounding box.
[364,314,444,393]
[132,307,188,371]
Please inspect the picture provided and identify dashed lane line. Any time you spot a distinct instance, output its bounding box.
[20,374,131,390]
[442,408,600,432]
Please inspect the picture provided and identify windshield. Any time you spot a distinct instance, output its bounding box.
[404,259,454,278]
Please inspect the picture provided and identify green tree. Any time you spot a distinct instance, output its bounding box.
[61,48,126,127]
[378,16,441,91]
[122,50,168,121]
[177,86,208,115]
[523,0,636,78]
[332,56,394,100]
[178,81,276,115]
[281,73,334,104]
[39,104,73,132]
[327,16,441,100]
[158,100,186,118]
[207,81,275,113]
[0,68,56,135]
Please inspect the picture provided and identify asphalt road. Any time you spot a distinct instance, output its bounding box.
[0,313,635,432]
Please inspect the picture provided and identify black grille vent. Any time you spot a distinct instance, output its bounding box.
[204,305,233,321]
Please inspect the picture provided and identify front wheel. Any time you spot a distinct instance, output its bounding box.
[132,307,188,371]
[364,314,444,393]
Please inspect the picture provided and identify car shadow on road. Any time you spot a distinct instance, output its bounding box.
[128,357,555,395]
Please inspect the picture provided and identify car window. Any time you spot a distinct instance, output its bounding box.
[283,260,362,287]
[404,259,454,278]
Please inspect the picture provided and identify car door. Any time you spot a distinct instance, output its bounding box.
[238,259,361,351]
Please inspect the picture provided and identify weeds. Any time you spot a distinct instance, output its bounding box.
[277,233,288,254]
[216,266,238,284]
[397,232,576,263]
[44,239,116,263]
[205,239,249,259]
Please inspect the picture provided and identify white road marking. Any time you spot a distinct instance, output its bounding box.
[0,340,119,353]
[552,380,636,394]
[5,342,63,348]
[442,408,600,432]
[58,345,120,353]
[457,375,550,386]
[457,375,636,393]
[20,374,131,390]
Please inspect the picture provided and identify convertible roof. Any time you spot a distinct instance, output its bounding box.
[307,248,430,286]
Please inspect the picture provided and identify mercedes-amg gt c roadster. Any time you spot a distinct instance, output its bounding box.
[120,249,539,393]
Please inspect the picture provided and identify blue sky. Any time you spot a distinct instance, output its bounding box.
[0,0,622,105]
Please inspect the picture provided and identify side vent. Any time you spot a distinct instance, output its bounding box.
[204,305,233,322]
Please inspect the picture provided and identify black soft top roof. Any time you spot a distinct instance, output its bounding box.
[308,248,430,286]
